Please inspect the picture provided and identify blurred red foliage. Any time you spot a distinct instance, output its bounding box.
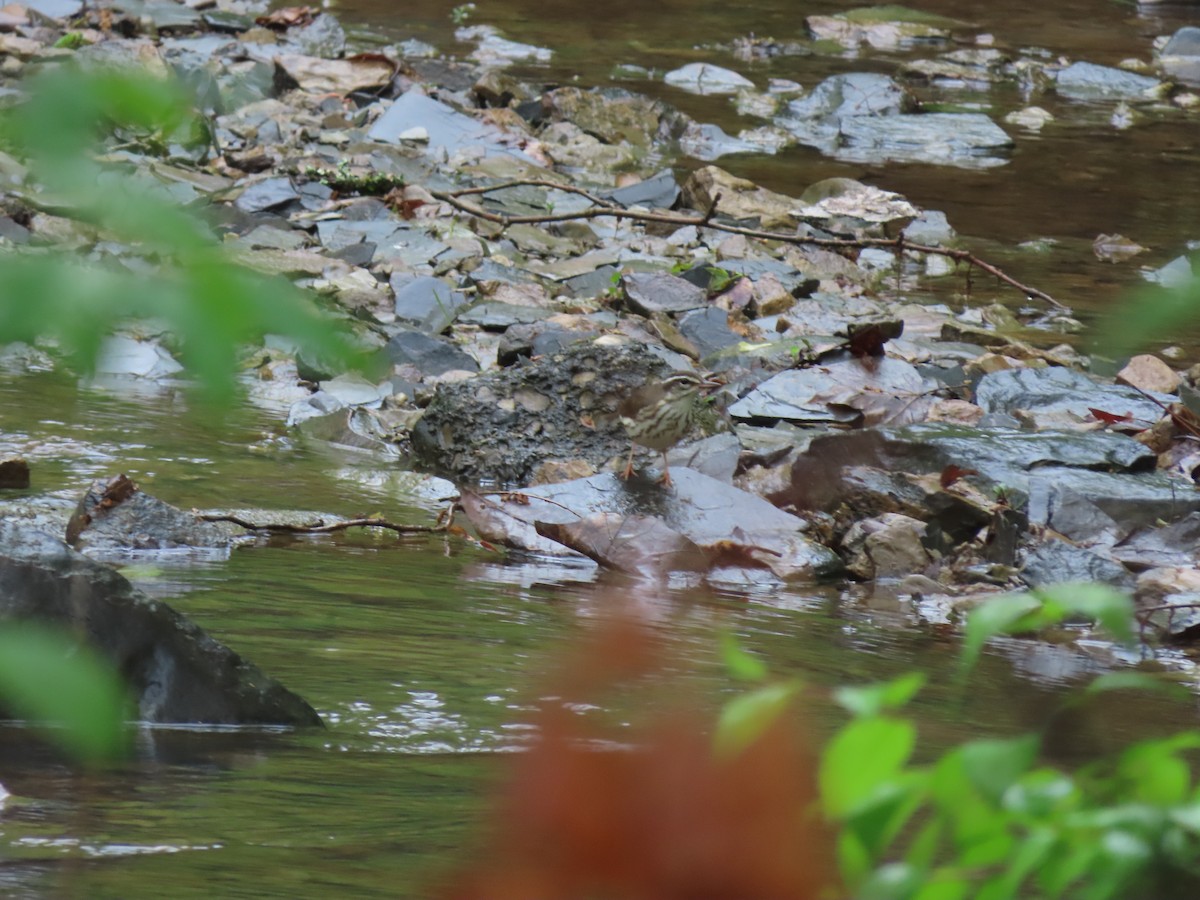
[440,615,838,900]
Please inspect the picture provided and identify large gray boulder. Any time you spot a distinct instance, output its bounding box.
[0,523,321,727]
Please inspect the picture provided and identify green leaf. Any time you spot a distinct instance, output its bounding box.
[1034,583,1135,645]
[712,680,798,759]
[981,826,1056,900]
[1004,769,1077,819]
[0,66,363,410]
[960,735,1040,804]
[843,772,928,860]
[1096,279,1200,360]
[913,878,971,900]
[1117,733,1200,805]
[961,592,1044,674]
[0,624,129,762]
[717,630,768,682]
[857,861,923,900]
[836,672,926,718]
[821,715,916,818]
[1081,671,1191,701]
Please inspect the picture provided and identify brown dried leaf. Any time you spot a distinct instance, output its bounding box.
[254,5,316,28]
[438,614,836,900]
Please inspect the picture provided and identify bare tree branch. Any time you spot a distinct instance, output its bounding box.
[427,180,1067,310]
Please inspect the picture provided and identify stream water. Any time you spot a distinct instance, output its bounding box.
[4,0,1200,896]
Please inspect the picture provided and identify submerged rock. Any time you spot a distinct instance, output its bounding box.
[663,63,755,95]
[806,6,958,50]
[0,523,321,726]
[837,113,1013,168]
[1055,61,1162,100]
[66,475,243,556]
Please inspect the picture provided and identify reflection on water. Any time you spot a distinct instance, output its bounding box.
[5,0,1200,888]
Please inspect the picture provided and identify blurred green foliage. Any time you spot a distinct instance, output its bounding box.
[0,64,360,407]
[720,587,1200,900]
[0,64,365,761]
[0,624,130,762]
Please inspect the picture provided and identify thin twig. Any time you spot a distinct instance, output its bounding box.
[197,512,445,536]
[427,180,1067,309]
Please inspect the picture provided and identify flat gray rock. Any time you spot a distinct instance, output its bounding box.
[391,275,470,333]
[975,366,1174,425]
[1056,61,1161,99]
[368,90,534,163]
[622,271,707,315]
[837,113,1012,166]
[465,469,841,579]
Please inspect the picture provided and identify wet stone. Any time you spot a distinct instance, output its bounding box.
[1163,26,1200,57]
[678,307,742,359]
[237,225,309,251]
[467,469,842,579]
[679,122,759,161]
[112,0,202,29]
[604,169,680,209]
[202,10,252,32]
[0,459,30,490]
[95,336,183,379]
[66,476,240,554]
[496,322,598,366]
[836,113,1013,167]
[563,264,622,299]
[730,359,936,426]
[331,241,377,267]
[0,217,31,244]
[382,330,480,376]
[883,423,1157,490]
[274,54,395,94]
[665,432,741,483]
[295,407,402,455]
[368,90,534,163]
[290,13,347,58]
[622,272,708,316]
[316,220,402,252]
[411,343,670,484]
[974,366,1174,426]
[663,62,755,95]
[844,513,932,580]
[903,210,956,244]
[787,72,909,121]
[457,302,555,330]
[1112,513,1200,570]
[1116,354,1180,395]
[390,275,470,333]
[1020,540,1134,590]
[0,523,321,726]
[1025,467,1200,535]
[234,177,301,213]
[21,0,82,16]
[1055,61,1162,100]
[375,227,454,270]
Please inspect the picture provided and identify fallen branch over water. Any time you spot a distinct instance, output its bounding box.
[197,512,445,535]
[427,178,1066,310]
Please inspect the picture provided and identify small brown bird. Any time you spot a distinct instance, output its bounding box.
[618,370,720,486]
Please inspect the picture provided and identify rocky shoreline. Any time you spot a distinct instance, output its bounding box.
[5,1,1200,717]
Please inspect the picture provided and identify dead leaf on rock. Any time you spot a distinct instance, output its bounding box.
[460,490,585,557]
[1092,233,1146,263]
[255,5,316,28]
[536,514,708,577]
[274,53,396,95]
